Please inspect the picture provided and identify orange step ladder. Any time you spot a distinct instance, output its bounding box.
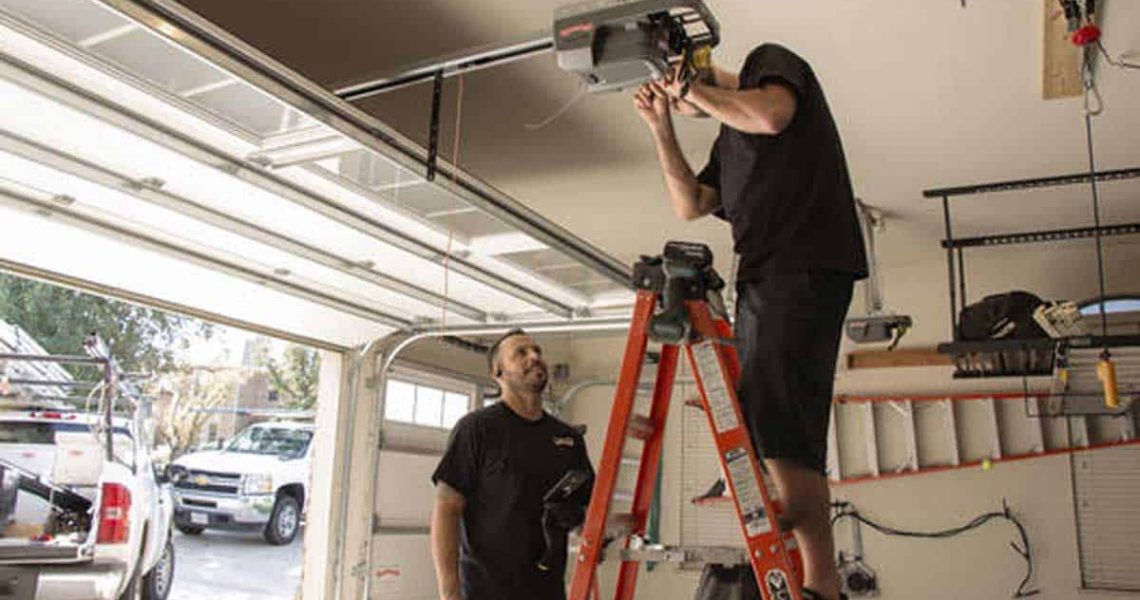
[569,241,803,600]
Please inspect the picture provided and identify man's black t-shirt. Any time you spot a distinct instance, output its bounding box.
[431,402,594,600]
[698,44,868,281]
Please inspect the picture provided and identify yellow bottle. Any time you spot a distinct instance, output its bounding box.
[1097,356,1118,409]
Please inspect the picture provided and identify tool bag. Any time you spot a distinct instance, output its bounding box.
[957,291,1047,341]
[694,565,761,600]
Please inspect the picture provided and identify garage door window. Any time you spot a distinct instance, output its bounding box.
[384,379,470,429]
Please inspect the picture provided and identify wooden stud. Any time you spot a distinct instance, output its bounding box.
[827,403,842,483]
[1043,0,1083,99]
[901,400,919,471]
[983,397,1003,460]
[863,402,880,477]
[845,347,953,370]
[1028,396,1046,453]
[945,399,961,466]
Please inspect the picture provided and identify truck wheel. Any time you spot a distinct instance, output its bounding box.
[142,538,175,600]
[175,523,204,536]
[118,568,141,600]
[263,494,300,545]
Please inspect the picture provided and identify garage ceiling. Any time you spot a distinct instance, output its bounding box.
[174,0,1140,274]
[0,0,636,348]
[1,0,1138,348]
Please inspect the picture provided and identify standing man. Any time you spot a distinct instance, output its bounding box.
[634,44,867,600]
[430,329,594,600]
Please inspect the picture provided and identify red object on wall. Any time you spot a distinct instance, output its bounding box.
[1071,24,1102,46]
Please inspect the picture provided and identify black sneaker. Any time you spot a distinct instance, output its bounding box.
[802,589,848,600]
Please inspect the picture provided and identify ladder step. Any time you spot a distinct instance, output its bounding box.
[607,512,635,538]
[627,414,655,440]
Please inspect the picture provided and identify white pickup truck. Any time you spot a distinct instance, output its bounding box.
[0,407,175,600]
[169,421,312,545]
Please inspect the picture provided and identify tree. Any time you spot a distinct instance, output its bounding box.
[0,273,212,375]
[151,367,244,460]
[263,345,320,410]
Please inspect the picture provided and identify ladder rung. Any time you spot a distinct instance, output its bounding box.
[607,512,635,538]
[627,414,655,440]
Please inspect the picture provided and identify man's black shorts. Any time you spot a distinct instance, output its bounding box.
[733,271,854,475]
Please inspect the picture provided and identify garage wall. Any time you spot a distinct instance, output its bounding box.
[562,224,1140,600]
[302,350,346,600]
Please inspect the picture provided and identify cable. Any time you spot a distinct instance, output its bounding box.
[524,83,589,131]
[1080,51,1110,351]
[831,501,1039,598]
[1095,40,1140,71]
[440,73,465,331]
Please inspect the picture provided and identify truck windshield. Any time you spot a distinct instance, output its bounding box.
[226,426,312,458]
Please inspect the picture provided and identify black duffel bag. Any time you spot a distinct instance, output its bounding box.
[957,291,1047,341]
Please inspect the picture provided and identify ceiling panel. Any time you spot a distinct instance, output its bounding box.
[0,0,633,347]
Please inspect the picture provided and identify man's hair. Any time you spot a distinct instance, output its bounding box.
[487,328,527,375]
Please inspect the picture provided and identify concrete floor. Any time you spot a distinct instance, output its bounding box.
[169,528,303,600]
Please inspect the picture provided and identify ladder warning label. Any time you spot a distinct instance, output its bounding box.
[692,341,739,433]
[724,447,772,537]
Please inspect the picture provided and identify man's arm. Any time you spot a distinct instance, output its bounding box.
[657,78,796,136]
[430,482,466,600]
[709,64,739,90]
[634,85,722,221]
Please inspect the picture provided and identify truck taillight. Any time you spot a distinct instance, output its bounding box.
[29,411,74,420]
[96,483,131,544]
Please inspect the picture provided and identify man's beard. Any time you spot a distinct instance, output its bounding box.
[507,367,548,395]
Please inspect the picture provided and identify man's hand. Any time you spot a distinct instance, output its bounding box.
[653,63,687,100]
[651,64,709,118]
[633,82,671,133]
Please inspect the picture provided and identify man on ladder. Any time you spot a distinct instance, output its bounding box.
[631,43,868,600]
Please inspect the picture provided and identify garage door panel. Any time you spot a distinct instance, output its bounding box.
[0,202,392,346]
[375,451,439,528]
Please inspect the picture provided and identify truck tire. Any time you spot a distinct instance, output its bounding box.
[175,523,204,536]
[118,567,141,600]
[141,538,175,600]
[263,494,300,545]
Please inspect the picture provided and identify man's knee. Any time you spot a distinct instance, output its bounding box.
[777,499,827,532]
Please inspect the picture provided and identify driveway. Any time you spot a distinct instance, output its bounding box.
[169,528,303,600]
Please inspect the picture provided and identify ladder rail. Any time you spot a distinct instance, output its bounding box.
[684,300,802,600]
[568,291,656,598]
[613,343,680,600]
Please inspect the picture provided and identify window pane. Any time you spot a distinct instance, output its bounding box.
[442,392,469,429]
[384,380,416,423]
[415,386,444,426]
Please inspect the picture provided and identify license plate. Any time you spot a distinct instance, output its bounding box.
[190,512,209,525]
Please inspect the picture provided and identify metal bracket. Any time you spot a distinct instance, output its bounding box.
[426,70,443,182]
